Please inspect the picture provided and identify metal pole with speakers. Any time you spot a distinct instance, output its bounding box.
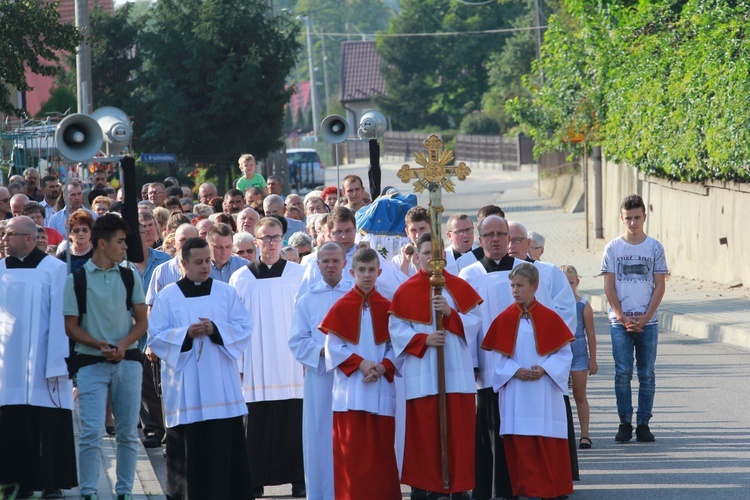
[320,110,387,199]
[55,106,132,164]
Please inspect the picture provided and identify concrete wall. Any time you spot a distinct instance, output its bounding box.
[598,159,750,287]
[540,172,584,213]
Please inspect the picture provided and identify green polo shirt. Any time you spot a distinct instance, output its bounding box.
[63,259,146,356]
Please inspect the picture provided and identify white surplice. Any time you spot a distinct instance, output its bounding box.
[147,280,251,427]
[493,318,572,439]
[230,261,305,402]
[389,292,479,400]
[533,260,577,335]
[288,277,353,500]
[459,258,526,390]
[325,306,398,417]
[298,245,405,301]
[0,256,73,410]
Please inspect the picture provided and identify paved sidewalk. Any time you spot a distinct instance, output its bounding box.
[486,171,750,350]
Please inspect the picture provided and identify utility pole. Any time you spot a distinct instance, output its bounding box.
[301,16,320,138]
[320,32,330,117]
[75,0,93,114]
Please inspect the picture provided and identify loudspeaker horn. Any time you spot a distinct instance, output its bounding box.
[321,114,350,144]
[92,106,132,155]
[358,110,387,140]
[55,113,103,162]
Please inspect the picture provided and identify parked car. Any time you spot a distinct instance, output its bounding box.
[286,148,324,190]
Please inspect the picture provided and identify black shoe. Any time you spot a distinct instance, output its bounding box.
[105,425,116,436]
[142,435,162,448]
[451,493,471,500]
[615,422,633,442]
[291,482,306,498]
[42,489,64,499]
[636,424,656,442]
[411,488,429,500]
[254,486,264,497]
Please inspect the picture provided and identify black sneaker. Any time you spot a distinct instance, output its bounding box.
[291,482,306,498]
[615,422,633,442]
[636,424,655,442]
[254,486,264,498]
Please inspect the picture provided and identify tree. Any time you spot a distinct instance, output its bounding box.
[138,0,301,190]
[0,0,81,116]
[376,0,525,130]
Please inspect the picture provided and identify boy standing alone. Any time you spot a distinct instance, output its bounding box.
[602,194,667,442]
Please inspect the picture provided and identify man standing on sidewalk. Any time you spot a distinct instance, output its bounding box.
[602,194,667,443]
[64,214,148,500]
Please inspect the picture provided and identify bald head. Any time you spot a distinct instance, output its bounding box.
[10,194,30,216]
[175,223,199,252]
[4,216,37,258]
[195,218,214,239]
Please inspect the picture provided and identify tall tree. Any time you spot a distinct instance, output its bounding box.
[0,0,81,116]
[138,0,300,190]
[376,0,525,130]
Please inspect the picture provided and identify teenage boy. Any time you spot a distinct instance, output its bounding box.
[389,233,482,498]
[319,247,401,500]
[64,214,148,500]
[480,263,574,499]
[602,194,667,442]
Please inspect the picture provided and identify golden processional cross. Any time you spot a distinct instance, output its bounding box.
[397,134,471,491]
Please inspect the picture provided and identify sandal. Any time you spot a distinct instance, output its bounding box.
[579,437,592,449]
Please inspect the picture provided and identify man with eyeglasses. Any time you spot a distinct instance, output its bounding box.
[459,215,527,500]
[288,241,352,500]
[297,207,404,301]
[445,213,483,274]
[147,182,167,208]
[229,217,307,498]
[232,231,256,261]
[0,216,78,498]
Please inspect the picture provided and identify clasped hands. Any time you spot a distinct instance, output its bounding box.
[359,359,386,383]
[514,365,546,381]
[187,317,215,339]
[99,341,125,362]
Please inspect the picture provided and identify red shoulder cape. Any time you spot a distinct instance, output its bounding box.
[318,285,391,344]
[480,300,574,356]
[389,269,483,324]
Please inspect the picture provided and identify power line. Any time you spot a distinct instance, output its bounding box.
[312,25,548,38]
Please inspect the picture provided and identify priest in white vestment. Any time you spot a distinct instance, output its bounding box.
[288,242,352,500]
[148,237,253,499]
[229,217,306,498]
[0,216,77,497]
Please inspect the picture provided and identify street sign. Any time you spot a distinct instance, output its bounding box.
[140,153,176,163]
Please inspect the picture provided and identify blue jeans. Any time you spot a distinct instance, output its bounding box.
[610,323,658,426]
[77,360,143,495]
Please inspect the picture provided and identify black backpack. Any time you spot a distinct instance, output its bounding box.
[72,266,135,325]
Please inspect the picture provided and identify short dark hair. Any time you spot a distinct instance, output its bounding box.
[327,206,356,229]
[267,175,282,184]
[167,186,183,198]
[88,189,107,207]
[224,188,242,201]
[208,222,233,238]
[477,205,505,220]
[620,194,645,212]
[21,201,45,219]
[181,236,209,262]
[41,175,58,189]
[91,213,130,247]
[416,232,433,252]
[342,174,363,189]
[352,247,379,267]
[267,214,288,234]
[405,206,429,225]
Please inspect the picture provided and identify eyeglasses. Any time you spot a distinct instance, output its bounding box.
[509,237,528,244]
[257,235,283,244]
[235,248,255,256]
[331,228,356,238]
[449,228,474,236]
[71,227,91,234]
[3,231,31,238]
[532,246,543,250]
[480,231,508,240]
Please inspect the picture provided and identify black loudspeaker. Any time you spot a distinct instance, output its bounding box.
[120,156,144,263]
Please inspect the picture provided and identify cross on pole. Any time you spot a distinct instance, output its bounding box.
[397,134,471,491]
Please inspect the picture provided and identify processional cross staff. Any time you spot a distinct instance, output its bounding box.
[397,134,471,491]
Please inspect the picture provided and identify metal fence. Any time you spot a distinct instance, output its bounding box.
[454,133,535,168]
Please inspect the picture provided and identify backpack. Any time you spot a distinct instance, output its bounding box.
[72,266,135,325]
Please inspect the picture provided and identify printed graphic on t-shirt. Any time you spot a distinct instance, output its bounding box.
[616,256,653,282]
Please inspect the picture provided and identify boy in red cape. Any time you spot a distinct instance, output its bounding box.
[319,247,401,500]
[481,262,574,499]
[389,233,483,498]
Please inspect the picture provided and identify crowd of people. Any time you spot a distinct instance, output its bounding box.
[0,157,667,500]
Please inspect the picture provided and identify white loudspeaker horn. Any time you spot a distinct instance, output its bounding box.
[321,114,350,144]
[92,106,132,155]
[55,113,104,162]
[358,110,387,140]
